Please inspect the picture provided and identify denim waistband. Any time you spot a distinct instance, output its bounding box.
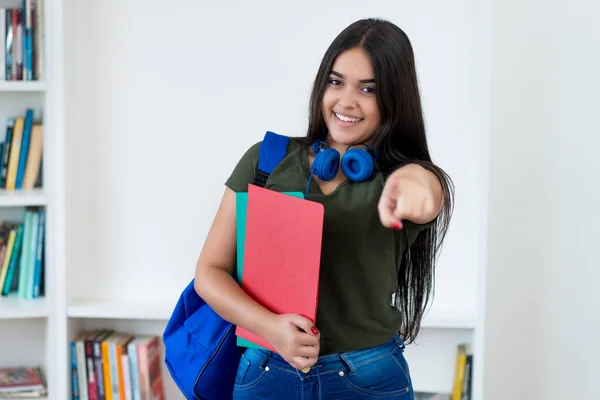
[242,334,405,378]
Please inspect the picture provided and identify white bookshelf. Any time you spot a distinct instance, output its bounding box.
[0,0,62,399]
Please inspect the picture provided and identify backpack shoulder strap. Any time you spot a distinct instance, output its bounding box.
[252,131,290,187]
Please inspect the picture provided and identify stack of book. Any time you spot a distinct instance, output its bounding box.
[0,366,46,399]
[70,330,165,400]
[451,343,473,400]
[0,208,45,299]
[1,1,44,82]
[0,109,43,191]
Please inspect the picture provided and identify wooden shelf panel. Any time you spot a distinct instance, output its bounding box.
[0,296,48,319]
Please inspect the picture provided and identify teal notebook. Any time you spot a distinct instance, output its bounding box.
[235,191,304,349]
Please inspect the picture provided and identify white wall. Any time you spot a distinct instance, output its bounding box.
[64,0,485,310]
[64,0,489,397]
[484,0,600,398]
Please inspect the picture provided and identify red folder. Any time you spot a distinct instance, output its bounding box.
[236,184,325,351]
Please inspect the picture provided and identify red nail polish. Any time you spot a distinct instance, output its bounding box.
[392,223,401,230]
[311,327,319,335]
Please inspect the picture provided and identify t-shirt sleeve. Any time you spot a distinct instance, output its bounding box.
[402,217,437,249]
[225,141,262,192]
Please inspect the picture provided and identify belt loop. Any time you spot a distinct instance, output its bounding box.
[394,333,406,350]
[256,350,272,369]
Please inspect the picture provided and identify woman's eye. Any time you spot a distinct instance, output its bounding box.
[362,87,375,94]
[328,79,341,86]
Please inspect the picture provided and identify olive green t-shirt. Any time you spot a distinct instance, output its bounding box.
[225,138,428,355]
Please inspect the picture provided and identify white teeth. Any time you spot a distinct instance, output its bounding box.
[335,113,363,123]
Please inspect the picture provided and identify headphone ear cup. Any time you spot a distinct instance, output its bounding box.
[312,148,340,181]
[341,148,375,182]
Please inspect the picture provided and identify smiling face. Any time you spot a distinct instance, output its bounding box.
[321,47,381,150]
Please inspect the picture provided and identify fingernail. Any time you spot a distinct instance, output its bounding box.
[392,223,401,230]
[311,326,319,335]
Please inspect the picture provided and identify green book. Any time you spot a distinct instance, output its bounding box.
[235,191,304,349]
[18,211,34,298]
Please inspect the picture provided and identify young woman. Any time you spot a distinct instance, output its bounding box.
[194,17,454,400]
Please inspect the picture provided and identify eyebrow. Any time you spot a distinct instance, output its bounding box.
[330,70,375,84]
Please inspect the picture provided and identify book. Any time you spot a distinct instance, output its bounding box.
[451,343,472,400]
[235,184,324,351]
[235,190,304,349]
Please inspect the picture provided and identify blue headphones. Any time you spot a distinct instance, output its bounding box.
[311,140,375,182]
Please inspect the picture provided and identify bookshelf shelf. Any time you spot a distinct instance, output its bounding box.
[0,188,47,206]
[0,295,47,319]
[66,300,476,329]
[68,300,174,320]
[0,81,46,93]
[421,309,477,330]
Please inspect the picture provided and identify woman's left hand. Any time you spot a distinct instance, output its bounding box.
[377,164,442,230]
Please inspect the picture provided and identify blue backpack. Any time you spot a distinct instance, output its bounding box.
[163,131,291,400]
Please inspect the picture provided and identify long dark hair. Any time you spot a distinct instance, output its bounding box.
[300,18,454,344]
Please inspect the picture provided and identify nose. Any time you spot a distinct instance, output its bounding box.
[337,87,358,109]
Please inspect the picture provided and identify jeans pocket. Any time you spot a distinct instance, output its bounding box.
[391,348,412,383]
[340,349,412,398]
[234,354,269,389]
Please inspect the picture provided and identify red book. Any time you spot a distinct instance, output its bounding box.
[236,184,325,351]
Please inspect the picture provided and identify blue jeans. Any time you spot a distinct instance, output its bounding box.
[232,334,414,399]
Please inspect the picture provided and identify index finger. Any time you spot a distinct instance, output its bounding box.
[378,181,403,229]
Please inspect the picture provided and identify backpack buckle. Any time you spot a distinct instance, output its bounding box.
[252,169,269,188]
